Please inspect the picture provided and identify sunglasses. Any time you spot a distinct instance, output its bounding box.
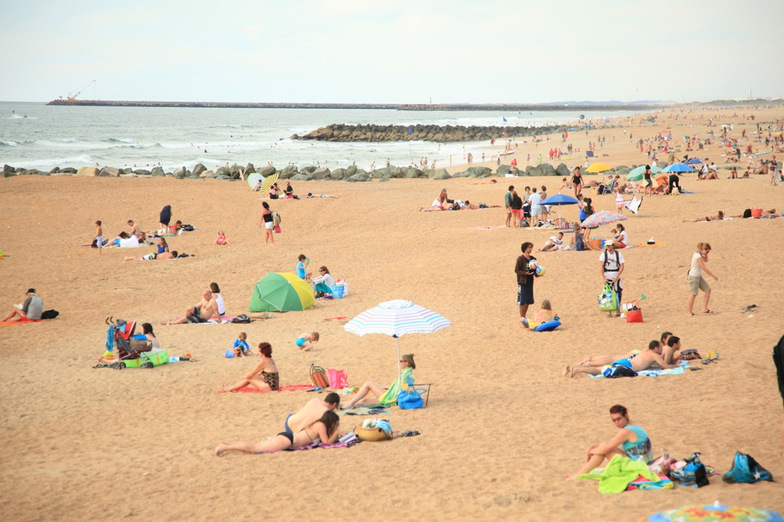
[611,416,624,422]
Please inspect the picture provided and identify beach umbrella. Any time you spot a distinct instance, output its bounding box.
[644,503,783,521]
[258,173,279,194]
[626,165,662,181]
[344,299,450,390]
[585,163,614,173]
[540,194,579,222]
[248,272,315,312]
[684,157,703,165]
[246,172,263,189]
[581,210,626,229]
[662,163,694,173]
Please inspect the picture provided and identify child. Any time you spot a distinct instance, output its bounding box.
[233,332,250,357]
[615,184,625,213]
[296,254,309,279]
[215,230,229,245]
[94,220,103,254]
[295,332,319,351]
[522,300,556,329]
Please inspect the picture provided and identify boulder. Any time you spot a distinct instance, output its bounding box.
[173,166,188,179]
[258,165,276,177]
[122,167,135,174]
[427,168,451,180]
[311,167,331,180]
[99,166,120,177]
[290,173,311,181]
[465,166,492,178]
[280,165,298,179]
[347,171,371,182]
[347,164,358,176]
[49,166,60,174]
[228,164,243,179]
[4,164,16,177]
[555,163,571,177]
[497,164,511,175]
[149,167,164,177]
[370,168,391,180]
[200,169,217,179]
[403,168,422,179]
[244,163,256,174]
[300,165,317,174]
[192,163,207,177]
[77,166,100,176]
[59,167,77,174]
[215,167,231,178]
[329,168,347,180]
[388,166,405,179]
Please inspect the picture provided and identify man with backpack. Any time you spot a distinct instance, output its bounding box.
[600,242,624,317]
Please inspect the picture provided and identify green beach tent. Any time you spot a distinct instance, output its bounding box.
[248,272,315,312]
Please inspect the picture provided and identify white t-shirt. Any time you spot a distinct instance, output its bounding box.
[529,193,542,209]
[214,293,226,315]
[688,251,703,277]
[600,249,625,280]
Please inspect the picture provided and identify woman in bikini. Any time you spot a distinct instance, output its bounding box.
[215,411,340,456]
[221,342,280,392]
[682,210,724,222]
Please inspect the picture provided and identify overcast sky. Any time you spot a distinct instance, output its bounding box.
[2,0,782,104]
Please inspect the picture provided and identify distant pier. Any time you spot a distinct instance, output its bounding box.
[46,99,665,112]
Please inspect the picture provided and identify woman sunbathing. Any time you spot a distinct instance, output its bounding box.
[123,250,178,262]
[215,410,340,456]
[221,342,279,392]
[343,354,416,408]
[683,211,725,222]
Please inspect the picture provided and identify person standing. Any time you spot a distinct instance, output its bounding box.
[643,165,653,196]
[600,242,624,317]
[687,242,718,316]
[508,188,522,228]
[504,185,515,227]
[515,242,537,322]
[259,201,274,246]
[572,166,584,197]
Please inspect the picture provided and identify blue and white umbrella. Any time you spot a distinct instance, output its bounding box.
[663,163,695,173]
[345,299,450,389]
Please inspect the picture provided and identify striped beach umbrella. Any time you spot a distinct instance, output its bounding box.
[248,272,315,312]
[581,210,627,229]
[345,300,450,390]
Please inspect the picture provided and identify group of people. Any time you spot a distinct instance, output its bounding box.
[165,283,226,324]
[504,185,553,228]
[420,188,497,212]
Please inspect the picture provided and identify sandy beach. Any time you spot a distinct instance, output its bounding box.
[1,105,783,520]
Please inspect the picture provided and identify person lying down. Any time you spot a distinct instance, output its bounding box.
[123,250,179,262]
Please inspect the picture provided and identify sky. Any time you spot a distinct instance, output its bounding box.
[2,0,783,104]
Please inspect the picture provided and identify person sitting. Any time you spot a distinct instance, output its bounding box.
[570,223,585,251]
[307,266,335,296]
[295,332,319,351]
[156,237,169,254]
[565,404,653,480]
[566,340,675,378]
[123,250,178,262]
[210,283,226,316]
[540,232,565,252]
[611,224,628,248]
[141,322,161,350]
[221,342,280,392]
[268,183,280,199]
[522,300,555,329]
[165,289,220,324]
[127,220,145,241]
[284,182,294,198]
[343,354,416,408]
[2,288,43,322]
[215,230,229,245]
[215,410,340,456]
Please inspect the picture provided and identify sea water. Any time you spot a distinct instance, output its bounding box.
[0,102,642,172]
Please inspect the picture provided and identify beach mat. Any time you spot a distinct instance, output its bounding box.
[0,318,42,326]
[169,316,242,324]
[589,361,688,378]
[219,384,314,393]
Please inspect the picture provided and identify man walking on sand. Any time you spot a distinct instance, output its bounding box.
[283,393,340,436]
[166,289,220,324]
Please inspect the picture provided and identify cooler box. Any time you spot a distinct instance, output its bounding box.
[626,310,643,323]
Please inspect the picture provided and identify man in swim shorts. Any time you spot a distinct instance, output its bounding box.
[568,341,675,378]
[284,393,340,436]
[166,289,220,324]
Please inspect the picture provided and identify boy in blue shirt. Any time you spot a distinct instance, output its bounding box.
[233,332,250,357]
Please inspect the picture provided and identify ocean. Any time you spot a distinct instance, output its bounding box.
[0,102,643,172]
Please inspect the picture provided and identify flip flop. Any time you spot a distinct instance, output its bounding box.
[703,309,714,314]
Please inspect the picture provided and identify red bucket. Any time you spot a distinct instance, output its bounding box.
[626,310,643,323]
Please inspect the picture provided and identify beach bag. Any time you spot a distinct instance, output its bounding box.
[722,452,773,484]
[597,284,618,312]
[41,309,59,320]
[397,388,425,409]
[272,211,281,226]
[680,349,702,361]
[671,453,710,487]
[327,368,347,389]
[231,314,251,324]
[273,224,281,234]
[354,419,392,441]
[310,364,328,388]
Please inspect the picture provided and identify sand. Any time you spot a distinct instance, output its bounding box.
[1,106,783,521]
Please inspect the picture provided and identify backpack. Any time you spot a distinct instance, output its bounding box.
[231,314,251,324]
[671,452,710,487]
[41,309,59,320]
[603,250,620,272]
[722,452,773,484]
[310,363,328,388]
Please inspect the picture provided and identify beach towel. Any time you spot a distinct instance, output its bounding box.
[218,384,314,393]
[340,408,390,416]
[589,360,688,378]
[627,474,674,491]
[579,455,664,494]
[0,318,42,326]
[169,316,240,324]
[376,367,414,406]
[256,440,358,455]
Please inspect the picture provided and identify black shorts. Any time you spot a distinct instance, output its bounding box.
[517,284,534,306]
[186,314,207,324]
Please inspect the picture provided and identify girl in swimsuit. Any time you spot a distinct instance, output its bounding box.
[215,411,340,456]
[215,230,229,245]
[220,342,280,392]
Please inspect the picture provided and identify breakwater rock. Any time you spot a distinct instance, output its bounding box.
[3,162,632,182]
[294,124,573,143]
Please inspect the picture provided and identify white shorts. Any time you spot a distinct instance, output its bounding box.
[265,222,274,230]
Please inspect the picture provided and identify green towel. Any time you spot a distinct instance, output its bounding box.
[377,368,414,406]
[579,454,661,494]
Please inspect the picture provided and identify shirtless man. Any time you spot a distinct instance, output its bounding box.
[166,289,220,324]
[661,335,682,365]
[567,341,676,378]
[283,393,340,436]
[127,220,145,241]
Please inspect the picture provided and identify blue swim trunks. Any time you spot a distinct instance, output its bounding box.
[295,337,306,348]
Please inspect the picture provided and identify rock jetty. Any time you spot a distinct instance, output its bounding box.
[294,124,573,143]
